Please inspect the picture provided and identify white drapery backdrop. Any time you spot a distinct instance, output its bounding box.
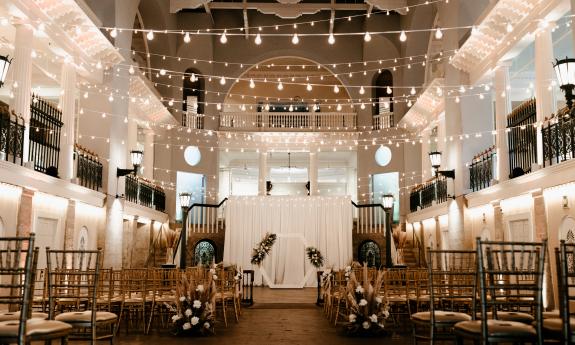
[223,196,353,287]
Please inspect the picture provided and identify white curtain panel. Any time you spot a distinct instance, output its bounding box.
[223,196,353,287]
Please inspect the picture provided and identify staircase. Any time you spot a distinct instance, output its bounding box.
[399,241,419,267]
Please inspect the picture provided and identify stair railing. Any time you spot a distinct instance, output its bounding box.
[172,198,228,264]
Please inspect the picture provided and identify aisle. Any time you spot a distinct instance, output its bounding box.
[116,288,410,345]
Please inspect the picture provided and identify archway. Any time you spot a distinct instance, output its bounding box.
[77,226,89,251]
[560,216,575,243]
[194,239,217,266]
[358,240,381,268]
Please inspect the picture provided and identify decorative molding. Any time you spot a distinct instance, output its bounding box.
[450,0,567,84]
[397,78,444,131]
[129,75,178,125]
[406,202,448,224]
[124,200,169,224]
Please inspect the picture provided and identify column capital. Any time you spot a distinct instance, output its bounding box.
[496,60,513,69]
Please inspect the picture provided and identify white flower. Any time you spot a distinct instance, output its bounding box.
[345,265,351,272]
[375,296,383,304]
[172,314,181,323]
[204,322,211,329]
[193,300,202,309]
[355,286,364,294]
[196,285,204,292]
[383,310,390,318]
[370,314,378,323]
[359,299,368,306]
[213,274,218,280]
[191,316,199,326]
[378,323,385,328]
[349,314,357,323]
[179,296,186,302]
[182,322,191,330]
[210,268,216,274]
[184,309,192,317]
[362,321,370,329]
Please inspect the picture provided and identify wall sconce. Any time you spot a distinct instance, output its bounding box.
[0,55,12,88]
[428,151,456,179]
[116,150,143,177]
[563,195,569,209]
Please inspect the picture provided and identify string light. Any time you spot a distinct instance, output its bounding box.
[328,33,335,45]
[277,81,284,90]
[249,79,255,88]
[434,27,443,39]
[128,65,135,75]
[220,30,228,44]
[364,32,372,42]
[292,33,299,44]
[146,31,154,40]
[110,28,117,38]
[184,32,191,43]
[219,76,226,85]
[399,31,407,42]
[410,87,416,95]
[255,33,262,45]
[306,83,313,91]
[359,86,365,95]
[506,22,513,33]
[333,85,340,93]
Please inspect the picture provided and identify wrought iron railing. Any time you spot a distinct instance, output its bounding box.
[542,109,575,167]
[0,108,25,165]
[409,176,448,212]
[351,201,387,233]
[125,175,166,212]
[74,144,103,191]
[507,98,537,178]
[469,146,496,192]
[29,94,63,175]
[373,111,394,130]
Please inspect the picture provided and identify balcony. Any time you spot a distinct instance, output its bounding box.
[74,144,103,192]
[542,109,574,168]
[183,111,204,130]
[373,111,394,130]
[219,111,357,132]
[0,104,25,165]
[409,176,448,212]
[469,146,496,192]
[125,175,166,212]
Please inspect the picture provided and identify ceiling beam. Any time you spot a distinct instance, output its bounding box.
[204,3,214,24]
[243,0,249,39]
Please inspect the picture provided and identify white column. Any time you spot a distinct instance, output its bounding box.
[534,23,557,167]
[494,62,512,182]
[309,150,318,195]
[59,59,77,181]
[258,151,267,196]
[142,129,154,180]
[10,24,34,164]
[126,119,138,165]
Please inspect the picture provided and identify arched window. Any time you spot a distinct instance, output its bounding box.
[77,226,88,251]
[183,68,204,128]
[194,239,216,266]
[358,240,381,268]
[373,70,394,129]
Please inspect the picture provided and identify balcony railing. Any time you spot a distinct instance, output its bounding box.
[373,112,394,130]
[542,109,575,168]
[409,176,448,212]
[125,175,166,212]
[74,144,103,191]
[29,94,63,175]
[219,112,357,131]
[0,105,25,165]
[507,98,537,178]
[469,146,496,192]
[183,111,204,129]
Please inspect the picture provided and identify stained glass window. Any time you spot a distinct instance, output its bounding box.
[194,240,216,266]
[359,241,381,268]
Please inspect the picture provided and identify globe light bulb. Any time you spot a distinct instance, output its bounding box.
[434,27,443,40]
[184,32,191,43]
[292,33,299,45]
[359,86,365,95]
[307,83,312,91]
[146,30,154,41]
[220,31,228,44]
[364,32,371,42]
[277,82,284,91]
[129,65,135,75]
[255,33,262,45]
[110,28,118,38]
[386,86,392,94]
[333,85,340,93]
[328,33,335,45]
[249,79,255,89]
[399,30,407,42]
[410,87,416,95]
[220,76,226,85]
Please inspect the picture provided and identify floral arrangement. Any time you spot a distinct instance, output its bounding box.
[306,246,324,268]
[170,273,217,335]
[251,233,277,265]
[344,265,390,336]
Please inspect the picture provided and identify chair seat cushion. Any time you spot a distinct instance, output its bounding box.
[0,319,72,337]
[411,310,471,324]
[155,295,176,303]
[387,295,408,302]
[475,311,535,324]
[55,311,117,324]
[542,317,575,333]
[543,310,560,319]
[455,320,536,338]
[0,312,48,322]
[409,294,430,302]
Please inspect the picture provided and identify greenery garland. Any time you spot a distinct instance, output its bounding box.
[306,247,324,268]
[251,233,277,266]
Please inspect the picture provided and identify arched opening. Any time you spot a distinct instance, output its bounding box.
[358,240,381,268]
[560,216,575,244]
[372,70,394,128]
[183,68,205,128]
[77,226,89,250]
[193,239,217,266]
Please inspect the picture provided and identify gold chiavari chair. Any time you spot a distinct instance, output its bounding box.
[31,268,49,313]
[214,266,240,327]
[116,268,149,334]
[383,268,411,327]
[329,270,348,326]
[47,247,116,345]
[411,249,476,344]
[0,235,72,344]
[408,269,431,313]
[146,268,178,334]
[454,239,546,345]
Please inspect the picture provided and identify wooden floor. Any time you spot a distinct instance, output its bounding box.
[114,287,412,345]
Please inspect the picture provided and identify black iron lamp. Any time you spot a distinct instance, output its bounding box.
[553,57,575,110]
[382,193,394,268]
[428,151,455,179]
[0,55,12,88]
[116,150,143,177]
[179,192,192,269]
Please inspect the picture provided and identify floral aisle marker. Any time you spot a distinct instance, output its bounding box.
[251,233,277,266]
[170,272,217,336]
[344,264,390,336]
[306,246,324,268]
